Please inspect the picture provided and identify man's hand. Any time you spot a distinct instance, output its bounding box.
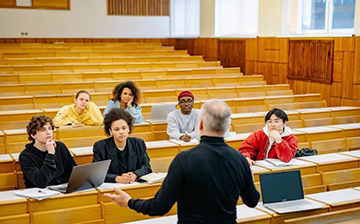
[246,157,255,166]
[180,134,192,142]
[104,188,131,208]
[46,139,56,154]
[127,172,137,183]
[115,173,134,184]
[269,130,282,143]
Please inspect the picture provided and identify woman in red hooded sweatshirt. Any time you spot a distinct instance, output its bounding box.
[238,108,298,166]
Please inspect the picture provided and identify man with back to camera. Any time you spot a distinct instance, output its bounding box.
[167,90,200,142]
[105,99,260,224]
[19,115,77,188]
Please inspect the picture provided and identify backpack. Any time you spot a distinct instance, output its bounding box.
[295,148,318,157]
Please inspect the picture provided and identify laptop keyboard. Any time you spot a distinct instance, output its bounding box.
[269,200,313,209]
[48,183,68,193]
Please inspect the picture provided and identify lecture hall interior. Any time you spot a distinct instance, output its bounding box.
[1,0,360,223]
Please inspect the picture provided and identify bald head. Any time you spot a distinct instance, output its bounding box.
[200,99,232,137]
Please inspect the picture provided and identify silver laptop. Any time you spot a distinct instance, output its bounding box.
[259,170,322,214]
[48,160,111,194]
[150,103,177,122]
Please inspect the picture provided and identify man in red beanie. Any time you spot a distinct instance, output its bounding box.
[166,90,200,142]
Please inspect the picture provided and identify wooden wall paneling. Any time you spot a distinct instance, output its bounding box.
[279,38,289,63]
[330,97,342,106]
[218,39,245,71]
[354,37,360,84]
[352,84,360,100]
[342,98,360,107]
[33,0,69,8]
[271,37,280,50]
[341,52,355,99]
[333,51,343,82]
[194,38,218,61]
[0,0,15,6]
[245,38,258,61]
[174,39,194,55]
[334,37,355,52]
[245,61,257,75]
[278,63,288,84]
[257,38,266,62]
[108,0,169,16]
[331,82,342,97]
[270,50,279,63]
[334,37,343,51]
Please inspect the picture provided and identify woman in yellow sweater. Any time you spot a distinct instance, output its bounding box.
[54,90,103,127]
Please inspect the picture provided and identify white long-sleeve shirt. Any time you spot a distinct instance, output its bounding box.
[166,109,200,140]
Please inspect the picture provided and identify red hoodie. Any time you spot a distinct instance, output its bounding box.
[238,129,298,162]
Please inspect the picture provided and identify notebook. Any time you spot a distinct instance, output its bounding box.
[138,172,167,184]
[150,103,177,122]
[14,188,60,201]
[48,160,111,194]
[259,170,322,214]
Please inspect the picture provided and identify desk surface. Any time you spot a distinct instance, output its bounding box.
[0,189,27,202]
[327,123,360,130]
[236,204,270,220]
[340,150,360,158]
[306,188,360,206]
[297,153,358,164]
[69,146,93,155]
[0,154,12,162]
[255,158,316,171]
[293,126,341,133]
[145,140,178,148]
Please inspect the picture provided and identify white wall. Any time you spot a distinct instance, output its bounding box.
[0,0,170,38]
[355,0,360,35]
[258,0,282,37]
[200,0,215,37]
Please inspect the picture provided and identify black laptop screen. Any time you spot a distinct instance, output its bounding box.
[259,170,304,204]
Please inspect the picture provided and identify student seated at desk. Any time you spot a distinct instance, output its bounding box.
[53,90,103,128]
[93,108,152,184]
[239,108,298,166]
[167,90,200,142]
[19,115,77,188]
[103,81,143,124]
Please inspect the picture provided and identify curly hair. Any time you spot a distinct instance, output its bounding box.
[103,108,134,136]
[112,81,142,105]
[26,115,55,142]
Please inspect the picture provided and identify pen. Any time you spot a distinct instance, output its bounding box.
[185,131,189,135]
[38,190,47,194]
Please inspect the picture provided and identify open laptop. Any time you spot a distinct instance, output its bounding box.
[48,160,111,194]
[259,170,322,214]
[150,103,177,122]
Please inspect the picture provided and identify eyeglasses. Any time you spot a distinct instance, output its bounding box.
[266,120,283,125]
[179,99,194,105]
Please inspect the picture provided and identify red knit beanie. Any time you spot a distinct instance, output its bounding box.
[178,90,194,101]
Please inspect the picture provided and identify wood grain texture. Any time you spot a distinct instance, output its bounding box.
[330,97,342,106]
[352,84,360,100]
[288,40,333,84]
[108,0,169,16]
[279,38,289,63]
[342,52,355,99]
[333,52,343,82]
[331,82,342,97]
[334,37,355,52]
[245,38,258,61]
[354,37,360,84]
[0,0,15,6]
[218,39,245,71]
[194,38,218,61]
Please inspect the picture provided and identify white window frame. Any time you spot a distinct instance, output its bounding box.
[282,0,355,36]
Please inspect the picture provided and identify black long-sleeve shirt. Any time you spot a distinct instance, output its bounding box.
[128,136,260,224]
[92,137,152,182]
[19,141,77,188]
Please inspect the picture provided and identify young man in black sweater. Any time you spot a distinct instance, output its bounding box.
[105,99,260,224]
[19,115,76,188]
